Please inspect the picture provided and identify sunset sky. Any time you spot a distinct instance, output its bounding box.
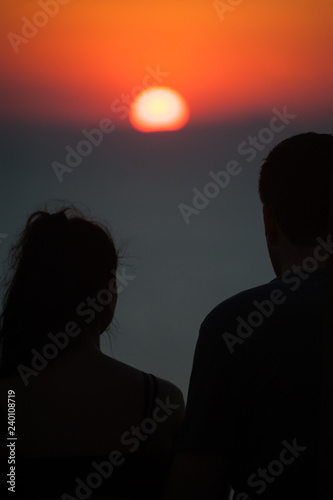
[1,0,333,127]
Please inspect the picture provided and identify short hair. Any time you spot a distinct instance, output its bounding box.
[258,132,333,246]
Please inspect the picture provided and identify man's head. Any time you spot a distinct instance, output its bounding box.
[258,132,333,275]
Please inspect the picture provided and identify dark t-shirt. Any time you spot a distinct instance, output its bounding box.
[176,268,325,500]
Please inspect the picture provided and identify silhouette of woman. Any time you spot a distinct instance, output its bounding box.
[0,206,184,499]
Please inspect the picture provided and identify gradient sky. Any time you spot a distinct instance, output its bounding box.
[0,0,332,398]
[1,0,333,127]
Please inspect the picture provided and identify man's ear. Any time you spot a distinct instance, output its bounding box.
[263,204,279,246]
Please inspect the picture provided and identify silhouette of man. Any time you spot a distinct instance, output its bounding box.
[165,132,333,500]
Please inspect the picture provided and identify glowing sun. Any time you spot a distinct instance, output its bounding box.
[130,87,189,132]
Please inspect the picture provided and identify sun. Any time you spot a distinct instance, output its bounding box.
[129,87,189,132]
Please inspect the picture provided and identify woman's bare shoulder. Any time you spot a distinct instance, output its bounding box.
[154,376,185,418]
[100,354,185,420]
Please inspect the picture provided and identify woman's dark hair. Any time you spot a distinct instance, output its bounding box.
[0,206,119,373]
[258,132,333,246]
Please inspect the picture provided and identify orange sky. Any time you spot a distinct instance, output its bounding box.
[1,0,332,127]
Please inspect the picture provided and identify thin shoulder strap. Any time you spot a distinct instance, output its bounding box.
[149,373,158,414]
[141,372,158,419]
[138,372,159,455]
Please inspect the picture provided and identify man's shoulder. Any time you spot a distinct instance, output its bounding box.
[201,268,326,333]
[201,277,280,330]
